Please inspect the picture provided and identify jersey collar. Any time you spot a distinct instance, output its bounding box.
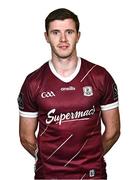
[49,57,81,83]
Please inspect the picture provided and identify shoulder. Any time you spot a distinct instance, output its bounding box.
[81,58,115,90]
[81,58,109,77]
[23,61,49,92]
[25,61,48,84]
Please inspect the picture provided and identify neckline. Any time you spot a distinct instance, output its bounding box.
[48,57,81,83]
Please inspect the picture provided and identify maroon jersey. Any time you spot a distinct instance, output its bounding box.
[18,58,119,179]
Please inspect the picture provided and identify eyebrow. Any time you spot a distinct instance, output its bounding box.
[66,29,75,32]
[50,29,75,33]
[50,29,60,33]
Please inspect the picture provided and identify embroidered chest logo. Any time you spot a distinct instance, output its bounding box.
[41,91,55,98]
[83,86,93,96]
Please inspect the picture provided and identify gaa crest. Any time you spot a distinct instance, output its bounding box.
[83,86,93,96]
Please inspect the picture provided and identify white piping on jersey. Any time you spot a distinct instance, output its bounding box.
[64,139,88,167]
[35,165,42,172]
[56,117,90,124]
[49,57,81,83]
[80,64,97,82]
[101,101,119,111]
[19,110,38,118]
[47,134,73,160]
[40,125,49,136]
[81,173,86,180]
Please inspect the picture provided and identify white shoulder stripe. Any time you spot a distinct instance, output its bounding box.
[19,110,38,118]
[101,101,119,111]
[80,64,97,82]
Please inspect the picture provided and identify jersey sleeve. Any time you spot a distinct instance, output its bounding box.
[17,76,38,118]
[100,69,119,111]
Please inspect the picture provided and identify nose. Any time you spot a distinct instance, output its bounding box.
[60,32,67,42]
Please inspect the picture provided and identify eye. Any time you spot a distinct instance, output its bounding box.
[67,30,74,34]
[51,30,60,35]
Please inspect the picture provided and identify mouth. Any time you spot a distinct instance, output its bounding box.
[58,44,69,50]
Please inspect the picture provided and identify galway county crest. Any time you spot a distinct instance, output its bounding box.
[83,86,93,96]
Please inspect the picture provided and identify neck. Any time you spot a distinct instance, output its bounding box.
[51,55,79,77]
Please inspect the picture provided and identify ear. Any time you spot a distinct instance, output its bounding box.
[76,31,81,43]
[44,32,50,43]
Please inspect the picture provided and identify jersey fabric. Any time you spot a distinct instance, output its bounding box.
[18,58,119,179]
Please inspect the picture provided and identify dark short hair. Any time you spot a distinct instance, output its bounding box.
[45,8,80,34]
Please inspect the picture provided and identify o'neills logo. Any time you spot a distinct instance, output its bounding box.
[61,86,76,91]
[46,106,95,125]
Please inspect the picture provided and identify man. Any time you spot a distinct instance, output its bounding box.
[18,8,120,179]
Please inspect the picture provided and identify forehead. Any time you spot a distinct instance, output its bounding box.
[48,18,76,31]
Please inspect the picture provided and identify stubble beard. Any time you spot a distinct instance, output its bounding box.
[51,44,77,60]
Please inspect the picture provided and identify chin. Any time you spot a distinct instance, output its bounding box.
[56,53,73,59]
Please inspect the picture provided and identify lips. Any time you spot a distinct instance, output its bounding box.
[58,44,69,50]
[60,46,68,50]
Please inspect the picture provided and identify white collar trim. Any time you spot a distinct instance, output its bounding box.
[49,57,81,83]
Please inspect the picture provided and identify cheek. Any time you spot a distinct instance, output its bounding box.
[48,35,59,43]
[69,35,79,43]
[70,38,79,47]
[49,39,58,49]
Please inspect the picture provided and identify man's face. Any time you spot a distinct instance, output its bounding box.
[45,18,80,59]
